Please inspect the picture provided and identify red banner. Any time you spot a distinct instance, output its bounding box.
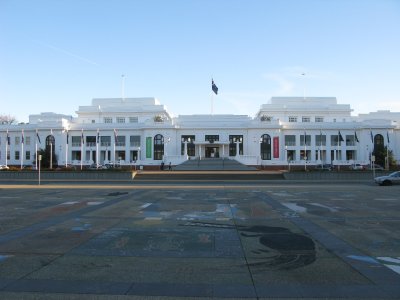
[273,137,279,158]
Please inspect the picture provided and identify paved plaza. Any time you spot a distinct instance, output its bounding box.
[0,180,399,299]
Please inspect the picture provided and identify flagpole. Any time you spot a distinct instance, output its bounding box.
[211,91,214,115]
[96,129,99,169]
[21,130,24,170]
[50,129,53,169]
[6,130,8,168]
[35,136,38,170]
[81,129,84,170]
[65,130,68,168]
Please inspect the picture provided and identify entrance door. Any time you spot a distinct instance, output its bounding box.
[205,146,220,158]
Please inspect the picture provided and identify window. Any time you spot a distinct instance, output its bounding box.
[260,134,271,160]
[289,116,297,122]
[346,135,355,146]
[316,134,326,146]
[86,136,96,147]
[300,134,311,146]
[315,116,324,122]
[72,136,81,147]
[92,120,95,123]
[15,136,20,145]
[153,134,164,160]
[130,135,141,147]
[26,151,30,160]
[101,136,111,147]
[25,136,31,145]
[117,117,125,123]
[374,134,384,146]
[302,116,311,123]
[331,135,339,146]
[181,135,195,156]
[285,135,296,146]
[15,151,20,160]
[116,136,126,146]
[129,117,138,123]
[205,135,219,143]
[229,135,243,156]
[333,118,336,123]
[104,117,113,123]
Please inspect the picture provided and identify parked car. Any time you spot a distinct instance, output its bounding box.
[374,171,400,186]
[351,164,365,170]
[0,165,10,170]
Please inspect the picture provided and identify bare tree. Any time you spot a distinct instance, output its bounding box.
[0,114,17,125]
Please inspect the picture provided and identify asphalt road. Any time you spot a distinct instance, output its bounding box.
[0,181,399,299]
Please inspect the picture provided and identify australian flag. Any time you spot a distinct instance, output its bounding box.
[338,131,344,142]
[354,131,359,143]
[212,79,218,95]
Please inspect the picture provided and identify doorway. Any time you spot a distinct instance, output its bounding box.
[205,146,220,158]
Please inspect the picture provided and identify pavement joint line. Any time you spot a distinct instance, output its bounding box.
[257,192,400,288]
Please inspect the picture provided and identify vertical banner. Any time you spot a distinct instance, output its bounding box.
[146,137,152,158]
[273,137,279,158]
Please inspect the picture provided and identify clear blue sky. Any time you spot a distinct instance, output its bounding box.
[1,0,400,122]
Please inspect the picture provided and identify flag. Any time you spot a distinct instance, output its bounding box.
[212,79,218,95]
[338,131,344,142]
[387,131,390,144]
[114,129,118,141]
[66,132,69,145]
[7,131,10,145]
[81,130,84,143]
[36,131,41,144]
[354,131,359,143]
[21,131,24,144]
[370,131,373,143]
[97,130,100,143]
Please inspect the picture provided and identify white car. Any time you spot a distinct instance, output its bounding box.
[374,171,400,186]
[0,165,10,170]
[351,164,365,170]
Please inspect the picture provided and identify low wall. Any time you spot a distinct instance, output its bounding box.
[0,171,134,180]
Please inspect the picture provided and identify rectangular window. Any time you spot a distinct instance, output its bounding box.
[229,135,243,156]
[15,136,20,145]
[117,117,125,123]
[315,134,326,146]
[181,135,195,156]
[25,136,31,145]
[101,136,111,147]
[288,116,297,122]
[130,135,141,147]
[205,135,219,143]
[72,136,81,147]
[331,135,339,146]
[15,151,20,160]
[302,116,311,123]
[104,117,113,123]
[300,134,311,146]
[116,136,125,146]
[129,117,138,123]
[284,135,296,146]
[26,151,30,160]
[346,135,355,146]
[86,136,96,147]
[7,150,10,160]
[315,116,324,122]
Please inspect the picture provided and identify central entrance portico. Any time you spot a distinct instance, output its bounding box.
[205,146,219,158]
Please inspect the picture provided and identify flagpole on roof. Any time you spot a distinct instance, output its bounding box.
[121,74,125,102]
[21,130,24,170]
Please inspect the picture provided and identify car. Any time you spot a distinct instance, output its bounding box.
[0,165,10,170]
[351,164,365,170]
[374,171,400,186]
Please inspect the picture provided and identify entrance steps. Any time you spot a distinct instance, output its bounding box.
[173,158,257,171]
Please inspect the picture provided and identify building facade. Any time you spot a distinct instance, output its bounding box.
[1,97,398,169]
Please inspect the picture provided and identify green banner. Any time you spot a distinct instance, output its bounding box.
[146,137,152,158]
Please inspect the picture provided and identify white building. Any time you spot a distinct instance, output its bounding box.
[1,96,398,169]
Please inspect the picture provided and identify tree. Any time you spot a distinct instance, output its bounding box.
[0,114,17,125]
[373,145,396,169]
